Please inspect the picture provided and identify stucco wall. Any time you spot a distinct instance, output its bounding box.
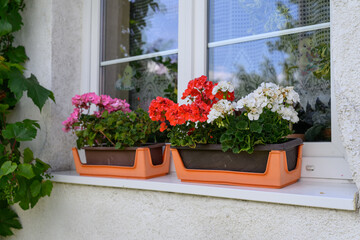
[332,0,360,189]
[11,0,82,171]
[9,183,360,240]
[7,0,360,239]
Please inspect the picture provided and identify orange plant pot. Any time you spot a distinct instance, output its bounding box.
[171,143,303,189]
[72,144,170,179]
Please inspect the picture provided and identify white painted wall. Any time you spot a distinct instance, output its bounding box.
[7,0,360,239]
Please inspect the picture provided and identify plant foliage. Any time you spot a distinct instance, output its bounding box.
[63,92,161,149]
[74,108,160,149]
[0,0,55,237]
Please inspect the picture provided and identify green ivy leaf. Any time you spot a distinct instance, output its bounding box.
[0,161,17,177]
[0,18,12,36]
[40,180,53,197]
[2,122,37,141]
[8,67,26,100]
[22,119,40,129]
[29,180,41,197]
[0,205,22,237]
[5,46,28,63]
[17,164,35,179]
[35,158,50,172]
[18,197,30,210]
[0,103,9,112]
[6,7,23,32]
[0,0,10,9]
[25,74,55,111]
[23,148,34,163]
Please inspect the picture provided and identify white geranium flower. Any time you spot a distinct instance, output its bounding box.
[207,99,234,123]
[212,81,235,95]
[237,82,299,123]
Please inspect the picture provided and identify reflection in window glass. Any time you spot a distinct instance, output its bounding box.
[208,0,330,142]
[103,0,178,61]
[209,0,330,42]
[101,0,178,110]
[103,55,178,110]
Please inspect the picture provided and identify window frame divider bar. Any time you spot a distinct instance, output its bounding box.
[208,22,330,48]
[100,49,179,67]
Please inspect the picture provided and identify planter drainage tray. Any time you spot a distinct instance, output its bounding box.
[171,138,303,188]
[72,143,170,179]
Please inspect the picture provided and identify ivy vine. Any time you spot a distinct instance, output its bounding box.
[0,0,55,237]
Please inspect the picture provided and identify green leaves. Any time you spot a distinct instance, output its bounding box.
[23,148,34,163]
[17,164,35,179]
[0,202,22,237]
[2,120,38,141]
[0,1,53,236]
[7,67,27,100]
[0,18,11,36]
[5,46,28,63]
[0,0,23,37]
[250,122,262,133]
[219,109,292,154]
[41,180,53,197]
[0,161,17,177]
[236,120,248,130]
[8,69,55,111]
[30,180,41,197]
[26,74,55,111]
[76,108,159,149]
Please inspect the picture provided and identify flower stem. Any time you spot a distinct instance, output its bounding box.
[98,130,115,146]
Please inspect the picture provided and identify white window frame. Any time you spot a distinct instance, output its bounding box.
[82,0,352,181]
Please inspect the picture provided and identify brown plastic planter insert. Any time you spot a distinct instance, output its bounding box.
[72,143,170,179]
[171,138,303,188]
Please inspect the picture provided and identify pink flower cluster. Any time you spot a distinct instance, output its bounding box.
[62,92,131,132]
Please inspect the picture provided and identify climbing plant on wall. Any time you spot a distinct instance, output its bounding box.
[0,0,55,237]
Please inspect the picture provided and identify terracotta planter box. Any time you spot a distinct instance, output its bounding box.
[72,143,170,179]
[171,138,303,188]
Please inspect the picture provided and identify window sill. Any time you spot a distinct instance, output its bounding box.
[52,171,358,211]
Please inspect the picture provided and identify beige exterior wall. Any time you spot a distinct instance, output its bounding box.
[8,0,360,239]
[10,183,360,240]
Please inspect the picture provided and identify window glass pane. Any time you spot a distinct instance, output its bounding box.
[103,0,178,61]
[102,54,178,110]
[208,29,331,142]
[208,0,330,43]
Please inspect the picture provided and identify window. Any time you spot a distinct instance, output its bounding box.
[208,0,331,143]
[83,0,350,180]
[100,0,178,110]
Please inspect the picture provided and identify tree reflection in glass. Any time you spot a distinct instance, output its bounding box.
[102,0,178,111]
[208,0,331,141]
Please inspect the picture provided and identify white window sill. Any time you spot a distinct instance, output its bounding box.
[52,171,358,211]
